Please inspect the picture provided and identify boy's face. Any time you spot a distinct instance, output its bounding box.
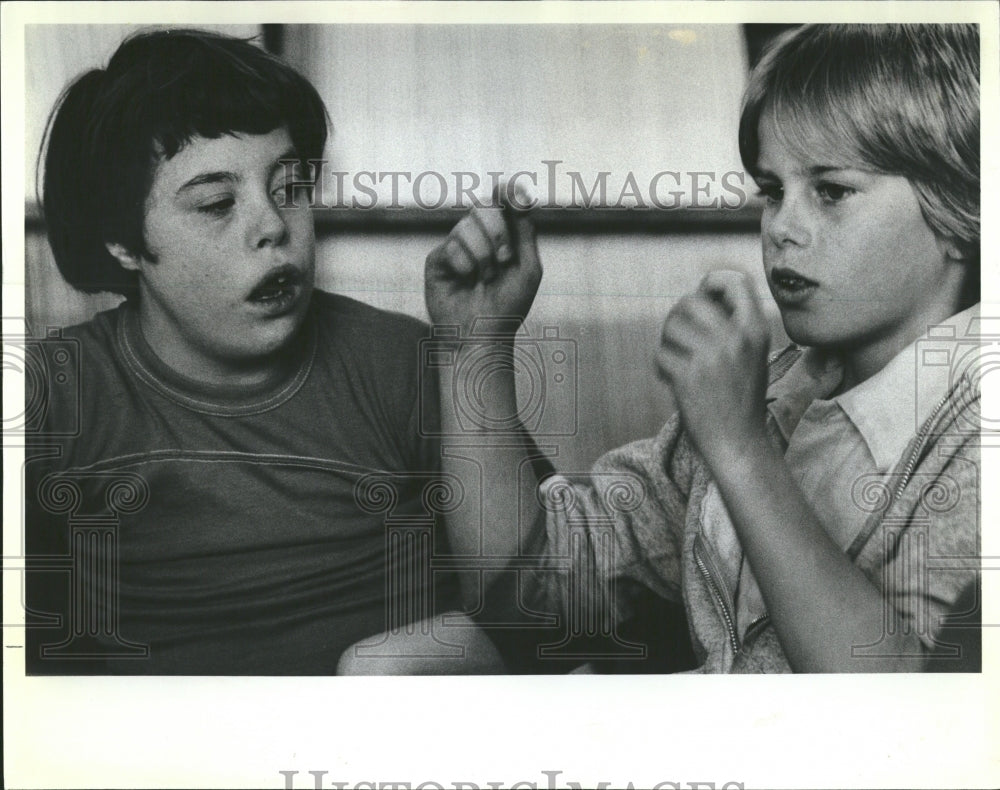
[754,117,966,368]
[116,127,315,383]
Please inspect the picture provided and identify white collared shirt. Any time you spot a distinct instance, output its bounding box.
[733,304,980,634]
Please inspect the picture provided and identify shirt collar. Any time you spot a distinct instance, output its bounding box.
[834,303,980,471]
[765,304,980,469]
[765,346,843,443]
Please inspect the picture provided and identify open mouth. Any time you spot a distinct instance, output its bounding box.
[248,266,302,304]
[771,267,817,291]
[769,267,818,306]
[247,265,306,315]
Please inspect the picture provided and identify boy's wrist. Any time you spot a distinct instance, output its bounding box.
[438,343,520,430]
[459,316,524,338]
[700,424,774,487]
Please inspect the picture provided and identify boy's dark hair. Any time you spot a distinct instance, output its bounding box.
[739,24,980,302]
[40,29,329,298]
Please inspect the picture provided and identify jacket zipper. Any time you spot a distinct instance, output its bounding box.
[711,347,797,658]
[693,362,975,664]
[737,390,968,653]
[689,346,797,660]
[847,377,978,563]
[742,614,770,648]
[894,387,963,501]
[693,536,740,654]
[768,345,800,382]
[690,348,798,661]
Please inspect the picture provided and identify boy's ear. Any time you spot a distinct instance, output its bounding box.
[105,242,142,271]
[936,235,966,262]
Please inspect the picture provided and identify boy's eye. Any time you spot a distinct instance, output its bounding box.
[272,182,305,206]
[271,179,312,208]
[197,197,235,217]
[755,184,783,203]
[816,182,855,203]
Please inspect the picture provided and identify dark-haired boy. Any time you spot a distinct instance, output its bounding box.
[25,30,478,674]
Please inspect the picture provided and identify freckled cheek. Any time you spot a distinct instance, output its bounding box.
[172,251,239,306]
[860,218,918,266]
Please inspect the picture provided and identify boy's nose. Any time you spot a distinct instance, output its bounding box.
[250,196,290,249]
[765,195,812,248]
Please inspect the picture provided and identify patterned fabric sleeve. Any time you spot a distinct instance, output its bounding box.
[523,412,698,624]
[879,437,980,662]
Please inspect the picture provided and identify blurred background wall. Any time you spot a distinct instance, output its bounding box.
[23,23,789,470]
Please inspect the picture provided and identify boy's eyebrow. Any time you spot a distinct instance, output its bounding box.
[177,171,238,193]
[176,148,299,194]
[752,164,858,180]
[807,165,856,177]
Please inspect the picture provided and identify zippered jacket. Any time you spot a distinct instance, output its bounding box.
[527,345,980,673]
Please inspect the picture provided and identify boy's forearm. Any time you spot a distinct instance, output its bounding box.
[710,436,926,672]
[423,185,544,605]
[439,343,549,605]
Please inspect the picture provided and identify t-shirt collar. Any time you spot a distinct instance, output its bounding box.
[118,299,318,416]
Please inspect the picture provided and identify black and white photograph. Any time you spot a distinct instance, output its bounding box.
[3,1,998,788]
